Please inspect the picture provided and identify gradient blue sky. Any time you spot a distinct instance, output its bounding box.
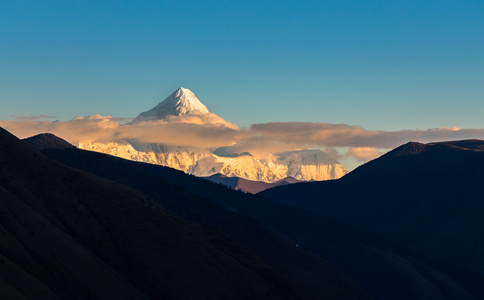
[1,0,483,130]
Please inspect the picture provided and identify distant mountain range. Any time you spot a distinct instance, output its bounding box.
[21,131,484,300]
[205,173,301,194]
[78,87,347,182]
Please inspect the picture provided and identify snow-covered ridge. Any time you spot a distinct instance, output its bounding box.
[79,141,348,182]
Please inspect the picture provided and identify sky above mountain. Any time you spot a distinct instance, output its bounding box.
[1,1,483,170]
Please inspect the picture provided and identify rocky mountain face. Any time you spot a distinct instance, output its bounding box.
[78,87,347,183]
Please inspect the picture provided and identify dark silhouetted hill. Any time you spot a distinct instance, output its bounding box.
[261,140,484,276]
[30,134,370,300]
[0,126,313,300]
[23,133,76,150]
[34,133,484,300]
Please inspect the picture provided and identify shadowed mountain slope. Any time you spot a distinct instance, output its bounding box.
[0,126,313,300]
[204,173,301,194]
[260,140,484,275]
[31,133,484,300]
[28,134,370,300]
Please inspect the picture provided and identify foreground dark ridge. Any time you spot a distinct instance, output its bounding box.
[0,126,307,300]
[28,133,484,300]
[24,132,370,300]
[261,140,484,275]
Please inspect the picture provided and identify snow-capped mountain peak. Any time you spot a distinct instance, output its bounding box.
[82,87,347,182]
[134,87,209,121]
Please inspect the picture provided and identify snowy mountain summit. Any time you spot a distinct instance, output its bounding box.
[134,87,209,121]
[80,87,348,183]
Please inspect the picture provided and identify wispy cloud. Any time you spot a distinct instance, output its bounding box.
[248,122,484,149]
[0,114,239,148]
[135,113,238,129]
[110,117,135,123]
[121,121,240,148]
[9,115,58,121]
[345,147,383,162]
[0,114,119,144]
[2,117,484,164]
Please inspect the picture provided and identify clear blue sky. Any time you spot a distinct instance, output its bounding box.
[1,0,483,130]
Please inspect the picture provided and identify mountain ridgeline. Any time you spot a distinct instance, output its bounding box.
[23,133,76,150]
[8,128,370,300]
[1,127,310,300]
[23,132,484,300]
[260,140,484,275]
